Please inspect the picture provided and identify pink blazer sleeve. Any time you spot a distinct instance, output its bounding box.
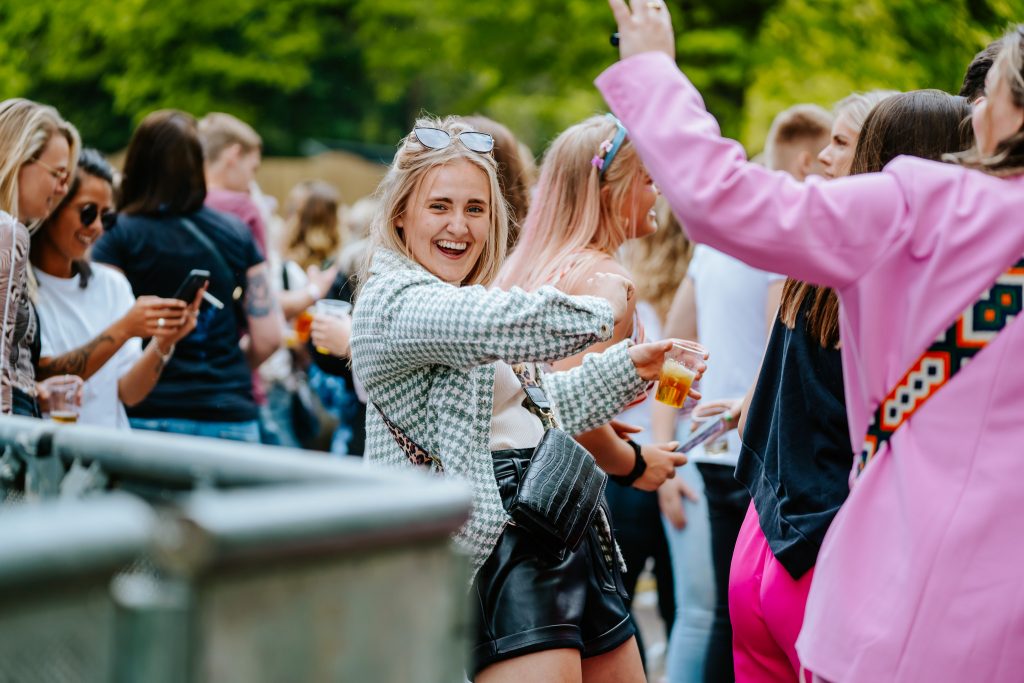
[596,52,908,290]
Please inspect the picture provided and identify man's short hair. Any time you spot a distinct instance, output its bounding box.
[959,41,1002,102]
[764,104,833,169]
[198,112,262,163]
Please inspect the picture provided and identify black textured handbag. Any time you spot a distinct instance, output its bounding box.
[506,364,607,560]
[375,363,607,560]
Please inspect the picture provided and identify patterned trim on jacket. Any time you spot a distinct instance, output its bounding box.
[352,248,649,579]
[0,211,30,414]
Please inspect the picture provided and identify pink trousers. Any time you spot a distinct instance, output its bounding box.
[729,502,814,683]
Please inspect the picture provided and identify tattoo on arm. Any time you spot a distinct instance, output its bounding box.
[245,269,272,317]
[39,334,115,378]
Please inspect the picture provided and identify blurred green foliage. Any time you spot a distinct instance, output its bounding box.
[0,0,1017,156]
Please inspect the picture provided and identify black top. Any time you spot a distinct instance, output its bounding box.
[92,207,264,422]
[734,300,851,579]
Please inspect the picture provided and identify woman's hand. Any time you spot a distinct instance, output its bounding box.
[583,271,634,324]
[311,312,352,357]
[154,286,204,351]
[631,441,687,491]
[658,476,700,529]
[690,397,744,432]
[306,263,340,300]
[608,0,676,62]
[628,339,707,400]
[116,296,189,340]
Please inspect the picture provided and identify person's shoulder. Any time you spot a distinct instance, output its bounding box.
[559,252,630,295]
[196,206,252,240]
[91,262,133,289]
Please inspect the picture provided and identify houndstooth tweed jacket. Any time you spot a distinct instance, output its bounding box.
[352,249,649,578]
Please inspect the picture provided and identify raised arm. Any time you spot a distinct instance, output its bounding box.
[597,27,908,289]
[374,276,623,371]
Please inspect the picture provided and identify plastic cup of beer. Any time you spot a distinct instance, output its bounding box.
[41,375,84,424]
[294,308,314,343]
[313,299,352,355]
[655,341,705,409]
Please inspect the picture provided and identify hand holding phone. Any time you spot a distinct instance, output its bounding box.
[173,269,210,303]
[675,416,729,453]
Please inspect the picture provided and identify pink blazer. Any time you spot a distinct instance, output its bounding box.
[599,52,1024,682]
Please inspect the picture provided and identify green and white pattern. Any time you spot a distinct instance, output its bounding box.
[351,249,648,579]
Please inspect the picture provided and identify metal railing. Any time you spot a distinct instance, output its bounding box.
[0,416,472,683]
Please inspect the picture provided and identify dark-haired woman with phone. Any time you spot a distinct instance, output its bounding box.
[31,149,200,428]
[92,110,283,442]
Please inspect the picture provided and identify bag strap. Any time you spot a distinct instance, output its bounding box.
[510,363,559,431]
[857,256,1024,476]
[372,402,444,473]
[178,216,245,305]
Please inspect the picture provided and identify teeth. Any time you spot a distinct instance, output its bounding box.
[436,240,468,252]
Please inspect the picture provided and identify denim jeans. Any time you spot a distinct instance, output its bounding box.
[129,416,261,443]
[662,457,715,683]
[258,382,302,449]
[307,364,361,456]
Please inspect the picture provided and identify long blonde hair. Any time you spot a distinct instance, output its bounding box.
[0,98,80,224]
[495,115,644,291]
[361,115,509,287]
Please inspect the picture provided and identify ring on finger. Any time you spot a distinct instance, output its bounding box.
[646,1,664,9]
[157,317,165,329]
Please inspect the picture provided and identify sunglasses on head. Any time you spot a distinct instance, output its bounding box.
[79,203,117,230]
[413,127,495,154]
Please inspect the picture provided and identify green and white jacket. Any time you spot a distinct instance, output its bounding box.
[351,249,649,578]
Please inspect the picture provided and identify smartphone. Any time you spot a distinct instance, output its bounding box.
[173,269,210,302]
[675,416,729,453]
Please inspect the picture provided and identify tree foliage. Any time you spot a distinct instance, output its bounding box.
[0,0,1017,156]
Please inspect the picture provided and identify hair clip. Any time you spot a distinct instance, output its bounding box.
[594,114,628,178]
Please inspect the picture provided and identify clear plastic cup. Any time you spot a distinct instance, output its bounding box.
[313,299,352,355]
[655,340,706,408]
[40,375,84,424]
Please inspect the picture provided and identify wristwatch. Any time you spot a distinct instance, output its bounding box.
[610,439,647,487]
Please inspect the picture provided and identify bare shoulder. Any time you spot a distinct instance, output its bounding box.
[561,254,633,297]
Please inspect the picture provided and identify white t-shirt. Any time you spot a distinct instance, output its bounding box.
[686,245,784,465]
[36,264,142,429]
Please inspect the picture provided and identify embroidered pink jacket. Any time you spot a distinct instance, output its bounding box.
[599,52,1024,682]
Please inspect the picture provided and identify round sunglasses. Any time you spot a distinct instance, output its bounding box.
[413,127,494,154]
[79,203,117,230]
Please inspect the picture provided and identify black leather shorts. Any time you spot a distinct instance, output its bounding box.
[470,451,636,678]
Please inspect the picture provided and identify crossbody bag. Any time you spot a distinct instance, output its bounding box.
[375,363,607,560]
[178,216,246,324]
[857,256,1024,476]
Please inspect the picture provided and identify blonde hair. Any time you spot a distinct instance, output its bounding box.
[834,90,900,132]
[495,115,644,291]
[284,180,342,270]
[619,199,694,323]
[0,98,80,223]
[198,112,262,163]
[362,115,508,287]
[951,25,1024,176]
